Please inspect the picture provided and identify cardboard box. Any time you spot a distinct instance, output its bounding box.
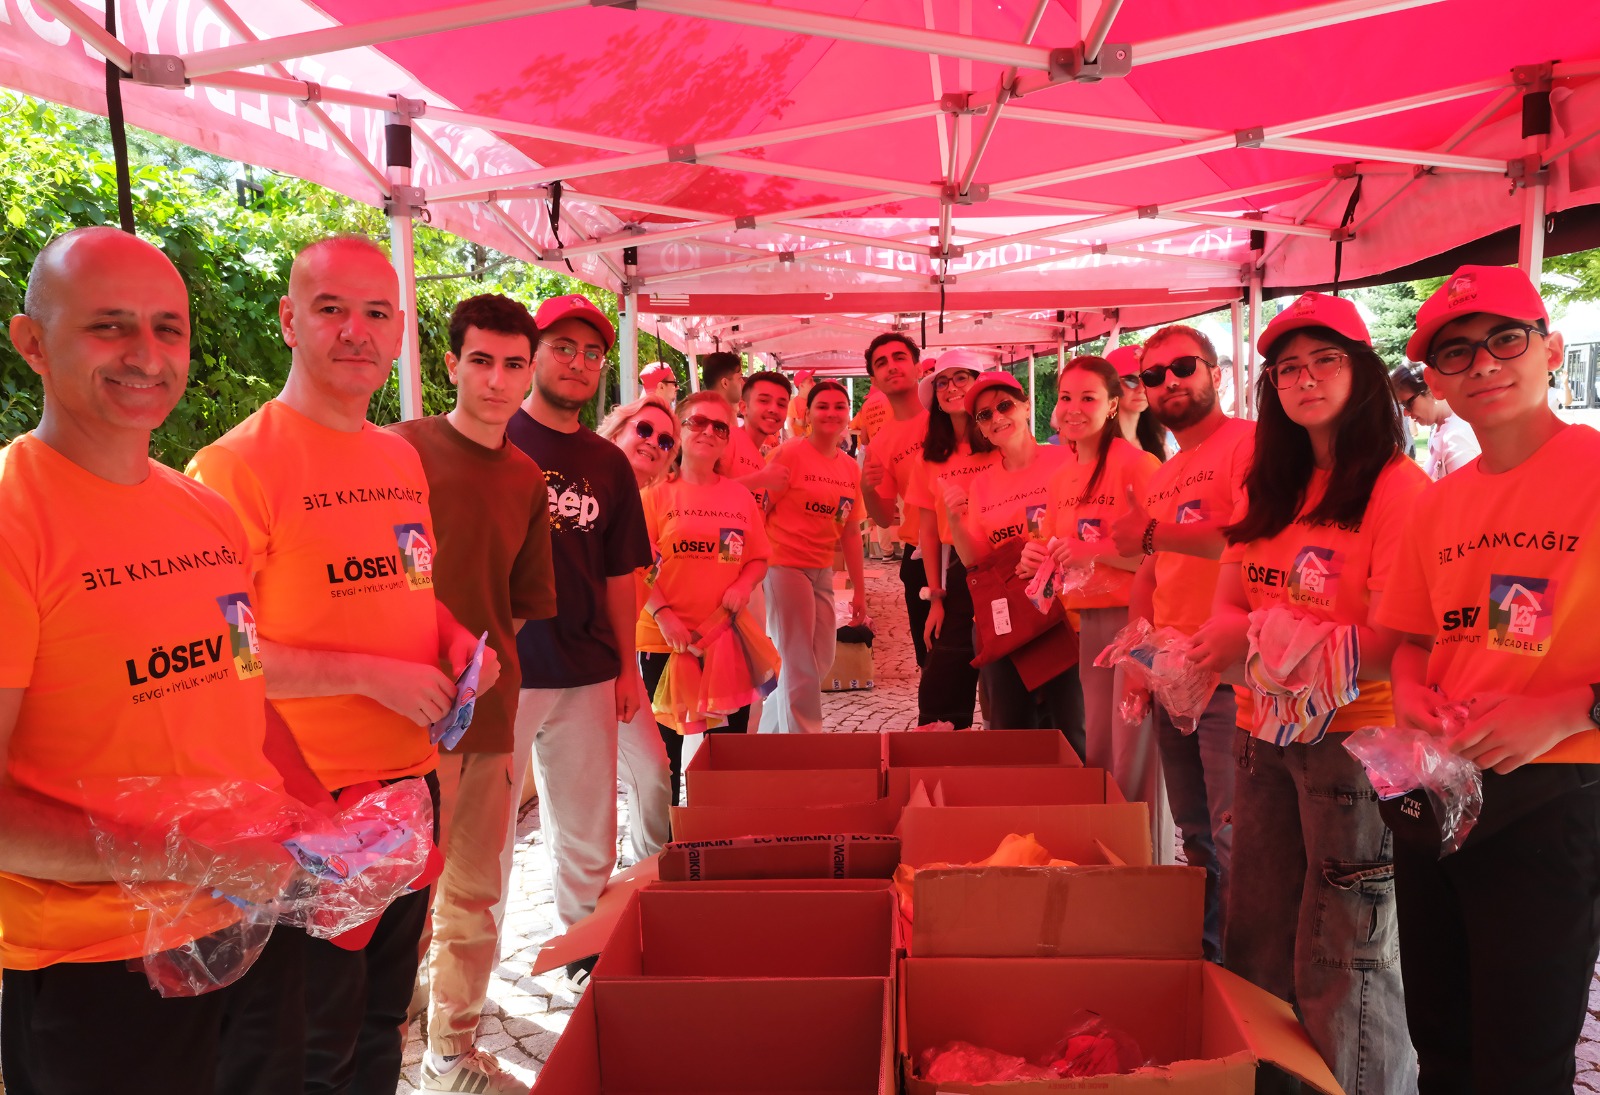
[669,799,901,843]
[592,882,896,980]
[889,764,1123,810]
[898,803,1155,868]
[883,729,1083,769]
[536,973,894,1094]
[684,732,884,808]
[658,835,901,882]
[532,857,658,976]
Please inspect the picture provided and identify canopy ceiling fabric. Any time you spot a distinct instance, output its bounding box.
[3,0,1599,363]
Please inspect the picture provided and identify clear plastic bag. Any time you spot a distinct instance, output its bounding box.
[1095,617,1220,734]
[1343,717,1482,856]
[1044,1011,1145,1078]
[84,777,434,996]
[919,1041,1055,1083]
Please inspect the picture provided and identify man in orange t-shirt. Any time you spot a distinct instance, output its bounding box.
[189,237,494,1094]
[1110,325,1253,964]
[861,333,931,665]
[0,228,326,1094]
[1377,266,1600,1094]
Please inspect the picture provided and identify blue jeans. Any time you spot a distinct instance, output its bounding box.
[1227,730,1416,1095]
[1154,687,1237,962]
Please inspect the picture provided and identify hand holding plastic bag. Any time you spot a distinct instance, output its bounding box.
[1096,617,1220,734]
[1343,713,1482,856]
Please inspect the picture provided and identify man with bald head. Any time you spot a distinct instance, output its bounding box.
[189,235,494,1094]
[0,227,326,1093]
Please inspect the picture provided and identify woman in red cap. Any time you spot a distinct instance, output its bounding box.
[1188,291,1426,1095]
[1106,344,1169,461]
[950,371,1083,749]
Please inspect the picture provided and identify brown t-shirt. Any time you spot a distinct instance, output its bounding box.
[388,415,555,752]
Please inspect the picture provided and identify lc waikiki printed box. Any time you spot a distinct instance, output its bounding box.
[534,881,896,1095]
[683,732,884,808]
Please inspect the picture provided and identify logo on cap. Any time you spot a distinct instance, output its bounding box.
[1446,274,1477,308]
[1293,293,1318,314]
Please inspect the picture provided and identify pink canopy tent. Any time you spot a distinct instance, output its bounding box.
[4,0,1599,410]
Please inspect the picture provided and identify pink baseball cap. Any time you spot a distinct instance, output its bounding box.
[1405,265,1550,364]
[963,369,1026,417]
[1105,345,1142,377]
[919,348,986,409]
[640,361,676,386]
[1258,292,1370,355]
[534,294,617,350]
[792,368,817,384]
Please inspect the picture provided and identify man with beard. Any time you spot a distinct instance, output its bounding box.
[1110,325,1254,964]
[504,295,651,991]
[860,334,931,664]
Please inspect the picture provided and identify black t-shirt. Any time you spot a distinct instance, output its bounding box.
[506,408,651,688]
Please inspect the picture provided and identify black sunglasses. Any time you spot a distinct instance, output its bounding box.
[633,419,676,451]
[683,414,731,439]
[974,397,1021,424]
[1139,355,1209,388]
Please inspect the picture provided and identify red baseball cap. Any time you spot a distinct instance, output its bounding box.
[1258,292,1370,355]
[1405,265,1550,364]
[640,361,675,386]
[793,368,817,384]
[534,294,616,350]
[963,370,1026,417]
[1105,345,1142,377]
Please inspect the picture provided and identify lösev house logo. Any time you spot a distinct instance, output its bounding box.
[1487,574,1555,655]
[216,592,264,679]
[393,524,435,590]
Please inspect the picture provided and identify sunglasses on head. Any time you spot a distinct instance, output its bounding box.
[683,414,731,439]
[974,396,1021,424]
[1139,355,1209,388]
[633,419,676,451]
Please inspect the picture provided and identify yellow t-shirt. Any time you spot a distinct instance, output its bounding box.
[0,434,281,969]
[1042,438,1161,609]
[967,443,1072,554]
[905,444,1002,545]
[1376,424,1600,764]
[638,477,771,650]
[864,410,928,542]
[1142,417,1256,636]
[850,389,891,442]
[765,439,864,569]
[188,400,440,790]
[1223,456,1428,740]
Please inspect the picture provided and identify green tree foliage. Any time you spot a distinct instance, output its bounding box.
[1351,278,1445,364]
[0,93,680,464]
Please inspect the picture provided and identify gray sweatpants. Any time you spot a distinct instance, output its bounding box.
[759,565,835,734]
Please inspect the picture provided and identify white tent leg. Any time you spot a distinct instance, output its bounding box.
[1247,270,1264,420]
[386,115,422,421]
[1027,352,1037,432]
[1519,153,1549,280]
[1230,300,1247,420]
[619,289,640,404]
[688,350,701,393]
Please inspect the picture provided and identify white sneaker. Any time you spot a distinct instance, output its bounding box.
[420,1046,527,1094]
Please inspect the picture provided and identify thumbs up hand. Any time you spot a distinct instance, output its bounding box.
[1110,484,1155,556]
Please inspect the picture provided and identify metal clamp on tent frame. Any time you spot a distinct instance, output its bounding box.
[1506,153,1550,190]
[1047,42,1132,84]
[943,182,988,205]
[129,53,186,89]
[385,184,427,221]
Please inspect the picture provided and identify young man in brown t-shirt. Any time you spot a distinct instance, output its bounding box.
[388,294,555,1094]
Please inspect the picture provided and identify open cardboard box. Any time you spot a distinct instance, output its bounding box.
[884,728,1083,770]
[658,834,901,882]
[896,863,1343,1094]
[670,798,901,843]
[898,803,1155,869]
[889,765,1124,810]
[685,732,885,808]
[533,857,658,976]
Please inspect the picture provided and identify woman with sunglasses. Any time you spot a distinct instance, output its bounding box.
[637,393,770,801]
[759,380,867,734]
[1106,344,1169,461]
[1389,363,1480,480]
[1188,293,1426,1095]
[593,394,679,859]
[1030,354,1173,860]
[903,351,999,728]
[951,372,1084,749]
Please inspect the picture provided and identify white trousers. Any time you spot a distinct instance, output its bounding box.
[759,565,835,735]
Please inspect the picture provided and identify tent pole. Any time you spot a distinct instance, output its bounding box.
[619,289,640,406]
[1518,71,1553,279]
[1231,300,1247,420]
[1028,351,1037,435]
[385,114,423,421]
[688,350,701,393]
[1248,270,1264,420]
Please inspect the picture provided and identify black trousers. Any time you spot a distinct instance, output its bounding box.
[304,770,439,1095]
[900,551,930,668]
[640,651,747,808]
[918,554,979,729]
[977,654,1086,760]
[2,919,306,1095]
[1393,767,1600,1094]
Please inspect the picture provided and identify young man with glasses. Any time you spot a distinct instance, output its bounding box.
[505,295,651,991]
[1109,323,1254,964]
[1377,265,1600,1093]
[860,333,932,665]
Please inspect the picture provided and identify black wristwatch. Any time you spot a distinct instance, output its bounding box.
[1589,684,1600,729]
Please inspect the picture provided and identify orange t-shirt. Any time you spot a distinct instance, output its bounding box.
[765,439,864,569]
[1043,438,1161,609]
[865,410,928,542]
[1376,424,1600,764]
[1223,456,1428,740]
[638,476,770,650]
[906,445,1002,546]
[724,426,774,510]
[1142,417,1255,636]
[188,400,440,790]
[0,435,281,969]
[966,443,1072,554]
[851,389,891,442]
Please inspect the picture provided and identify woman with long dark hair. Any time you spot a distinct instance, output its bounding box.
[1026,354,1172,861]
[1389,363,1480,479]
[1106,345,1168,461]
[1188,293,1426,1095]
[903,350,997,727]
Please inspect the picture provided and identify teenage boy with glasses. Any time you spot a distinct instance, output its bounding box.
[505,295,651,991]
[1109,323,1255,963]
[1377,265,1600,1094]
